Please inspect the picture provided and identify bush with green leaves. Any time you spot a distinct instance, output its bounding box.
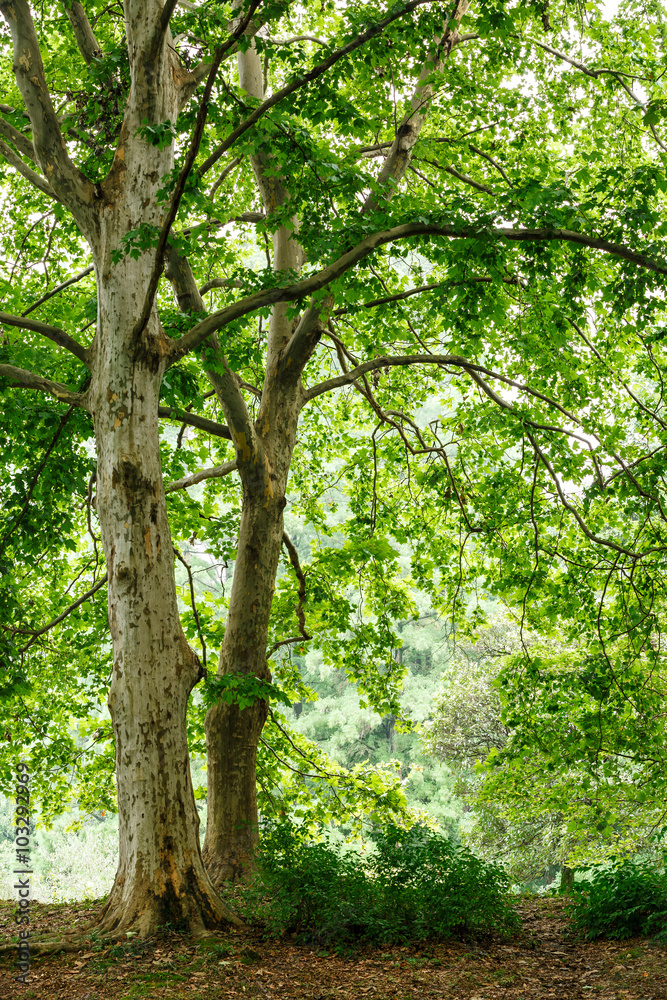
[568,860,667,941]
[244,822,519,946]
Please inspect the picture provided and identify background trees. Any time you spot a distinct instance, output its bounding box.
[2,0,667,938]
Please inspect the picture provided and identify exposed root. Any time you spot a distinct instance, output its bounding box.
[0,908,246,957]
[0,932,102,956]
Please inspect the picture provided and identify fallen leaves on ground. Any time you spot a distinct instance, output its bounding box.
[0,897,665,999]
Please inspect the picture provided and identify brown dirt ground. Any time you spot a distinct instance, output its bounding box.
[0,896,665,1000]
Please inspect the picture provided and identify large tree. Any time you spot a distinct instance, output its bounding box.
[2,0,667,939]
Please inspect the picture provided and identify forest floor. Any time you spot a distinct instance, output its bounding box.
[0,896,665,1000]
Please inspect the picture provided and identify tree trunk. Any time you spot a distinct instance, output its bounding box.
[560,865,575,893]
[201,28,306,886]
[86,229,240,934]
[202,460,295,885]
[81,10,239,934]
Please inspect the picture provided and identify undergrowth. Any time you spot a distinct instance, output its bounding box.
[568,859,667,941]
[240,822,519,947]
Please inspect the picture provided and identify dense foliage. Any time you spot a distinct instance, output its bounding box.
[568,860,667,942]
[242,822,519,946]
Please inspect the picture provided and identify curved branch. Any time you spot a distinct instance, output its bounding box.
[0,311,90,365]
[0,364,87,406]
[165,460,238,493]
[21,264,95,318]
[158,405,231,439]
[0,0,94,211]
[174,546,207,668]
[282,532,311,643]
[468,143,513,186]
[264,34,329,46]
[209,154,243,199]
[332,275,521,316]
[169,221,667,365]
[525,34,645,99]
[0,137,58,200]
[441,162,495,194]
[198,277,242,295]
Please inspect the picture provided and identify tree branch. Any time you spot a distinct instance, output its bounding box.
[441,161,494,194]
[265,33,329,45]
[174,546,207,668]
[0,137,58,200]
[158,0,181,40]
[332,276,519,316]
[62,1,102,63]
[178,0,263,104]
[525,430,659,559]
[0,364,87,406]
[19,575,107,653]
[362,0,470,213]
[165,460,238,493]
[209,154,243,199]
[169,220,667,365]
[203,337,264,469]
[132,46,227,341]
[0,311,90,365]
[468,143,513,186]
[282,531,311,643]
[21,264,95,318]
[0,0,94,211]
[525,33,645,99]
[0,112,35,161]
[523,31,667,151]
[161,246,260,466]
[158,406,232,439]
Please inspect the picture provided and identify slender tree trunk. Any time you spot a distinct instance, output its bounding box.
[202,495,287,884]
[560,865,575,892]
[202,359,302,884]
[200,23,308,885]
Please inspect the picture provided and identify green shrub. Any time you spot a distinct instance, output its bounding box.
[568,860,667,941]
[244,822,519,946]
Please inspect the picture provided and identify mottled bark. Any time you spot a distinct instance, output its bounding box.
[200,26,307,885]
[0,0,241,936]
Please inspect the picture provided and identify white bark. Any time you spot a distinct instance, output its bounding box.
[79,12,239,933]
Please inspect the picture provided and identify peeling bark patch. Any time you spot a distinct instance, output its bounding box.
[144,526,153,561]
[112,458,156,511]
